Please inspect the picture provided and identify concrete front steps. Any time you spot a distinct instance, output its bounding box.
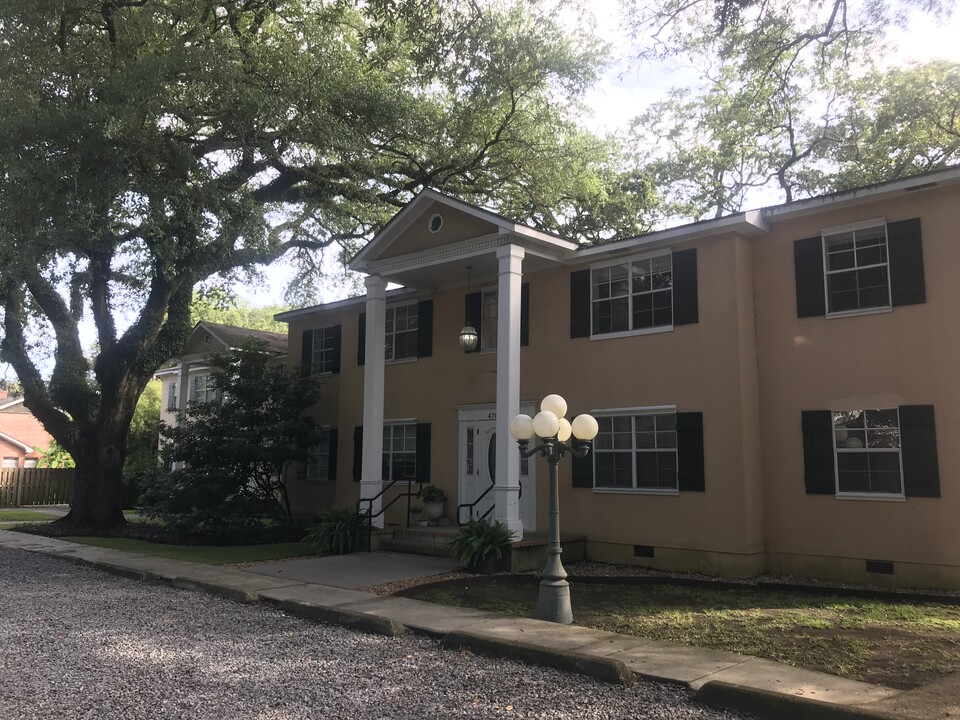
[376,526,587,572]
[379,527,459,558]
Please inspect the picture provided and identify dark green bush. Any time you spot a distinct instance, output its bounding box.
[305,507,367,555]
[420,485,446,503]
[450,517,514,572]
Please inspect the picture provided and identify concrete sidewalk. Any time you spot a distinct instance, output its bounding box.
[0,530,940,720]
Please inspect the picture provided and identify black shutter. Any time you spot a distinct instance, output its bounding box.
[357,313,366,366]
[300,330,313,377]
[570,269,591,338]
[417,300,433,358]
[416,423,431,483]
[330,325,342,374]
[888,218,926,307]
[327,428,339,481]
[900,404,940,497]
[801,410,835,494]
[571,438,593,487]
[521,283,530,346]
[677,412,705,492]
[672,249,698,326]
[465,292,482,354]
[794,236,826,318]
[352,426,363,482]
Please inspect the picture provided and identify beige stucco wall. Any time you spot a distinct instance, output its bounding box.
[282,181,960,588]
[753,184,960,587]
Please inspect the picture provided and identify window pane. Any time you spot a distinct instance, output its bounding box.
[657,431,677,449]
[635,415,654,432]
[595,452,632,488]
[636,431,655,449]
[656,414,677,431]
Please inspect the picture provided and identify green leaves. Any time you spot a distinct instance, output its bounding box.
[304,507,367,555]
[450,517,514,572]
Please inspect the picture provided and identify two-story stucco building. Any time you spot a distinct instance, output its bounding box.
[277,166,959,590]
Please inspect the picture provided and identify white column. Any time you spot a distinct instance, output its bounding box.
[494,244,525,540]
[175,360,191,426]
[360,275,388,528]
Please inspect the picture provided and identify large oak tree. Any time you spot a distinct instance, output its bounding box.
[0,0,653,528]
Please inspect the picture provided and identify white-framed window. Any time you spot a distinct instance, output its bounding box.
[833,409,903,496]
[481,288,498,351]
[593,408,677,491]
[592,253,673,336]
[306,429,333,481]
[382,423,417,482]
[311,327,337,375]
[23,458,37,469]
[385,303,419,362]
[190,374,218,404]
[2,457,18,468]
[823,221,891,314]
[167,381,178,412]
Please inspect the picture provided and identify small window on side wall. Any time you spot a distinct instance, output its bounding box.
[802,405,939,498]
[794,218,925,318]
[306,428,337,482]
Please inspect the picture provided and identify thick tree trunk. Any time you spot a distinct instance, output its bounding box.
[55,434,128,529]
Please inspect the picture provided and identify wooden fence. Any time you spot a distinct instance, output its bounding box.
[0,468,74,507]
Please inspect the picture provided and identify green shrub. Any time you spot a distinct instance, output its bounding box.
[305,507,367,555]
[450,517,514,572]
[420,485,446,503]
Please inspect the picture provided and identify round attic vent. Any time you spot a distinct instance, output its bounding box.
[428,213,443,233]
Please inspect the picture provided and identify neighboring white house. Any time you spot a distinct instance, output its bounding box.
[154,321,288,429]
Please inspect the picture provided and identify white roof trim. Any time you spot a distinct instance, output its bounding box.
[0,429,33,453]
[274,287,419,322]
[350,189,575,270]
[0,397,25,412]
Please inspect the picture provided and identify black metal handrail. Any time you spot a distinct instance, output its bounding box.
[357,478,424,552]
[456,479,522,526]
[456,480,495,526]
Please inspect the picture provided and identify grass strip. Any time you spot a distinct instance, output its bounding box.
[60,536,314,565]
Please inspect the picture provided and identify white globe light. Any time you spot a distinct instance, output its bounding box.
[571,413,599,441]
[510,414,535,441]
[557,418,572,442]
[532,410,560,438]
[540,394,567,419]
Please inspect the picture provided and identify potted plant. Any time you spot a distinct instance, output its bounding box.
[420,485,447,520]
[410,504,429,527]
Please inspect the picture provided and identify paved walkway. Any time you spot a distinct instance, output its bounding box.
[0,529,945,720]
[248,551,462,588]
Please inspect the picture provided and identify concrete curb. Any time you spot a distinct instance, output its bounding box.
[443,630,635,686]
[172,577,260,604]
[694,681,922,720]
[269,597,406,637]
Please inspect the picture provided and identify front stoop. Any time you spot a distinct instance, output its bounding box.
[378,527,588,571]
[379,527,458,558]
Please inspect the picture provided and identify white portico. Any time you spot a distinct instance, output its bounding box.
[348,190,577,537]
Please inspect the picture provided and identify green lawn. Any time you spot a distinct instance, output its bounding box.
[61,536,315,565]
[0,509,56,522]
[406,579,960,690]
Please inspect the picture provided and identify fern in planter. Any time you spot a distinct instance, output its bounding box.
[304,507,367,555]
[450,517,514,572]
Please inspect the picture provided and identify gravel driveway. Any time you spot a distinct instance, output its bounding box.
[0,548,750,720]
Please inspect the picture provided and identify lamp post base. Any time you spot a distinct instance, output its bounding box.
[536,578,573,624]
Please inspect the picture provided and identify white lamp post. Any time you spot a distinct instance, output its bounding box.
[510,395,597,624]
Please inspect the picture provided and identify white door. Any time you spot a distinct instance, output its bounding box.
[458,405,536,530]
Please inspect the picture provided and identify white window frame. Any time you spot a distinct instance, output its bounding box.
[385,301,419,363]
[23,458,37,469]
[833,408,905,500]
[167,381,178,412]
[310,326,337,376]
[590,251,674,340]
[2,457,18,469]
[591,405,678,494]
[382,420,417,483]
[305,427,333,482]
[821,218,893,318]
[190,374,217,405]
